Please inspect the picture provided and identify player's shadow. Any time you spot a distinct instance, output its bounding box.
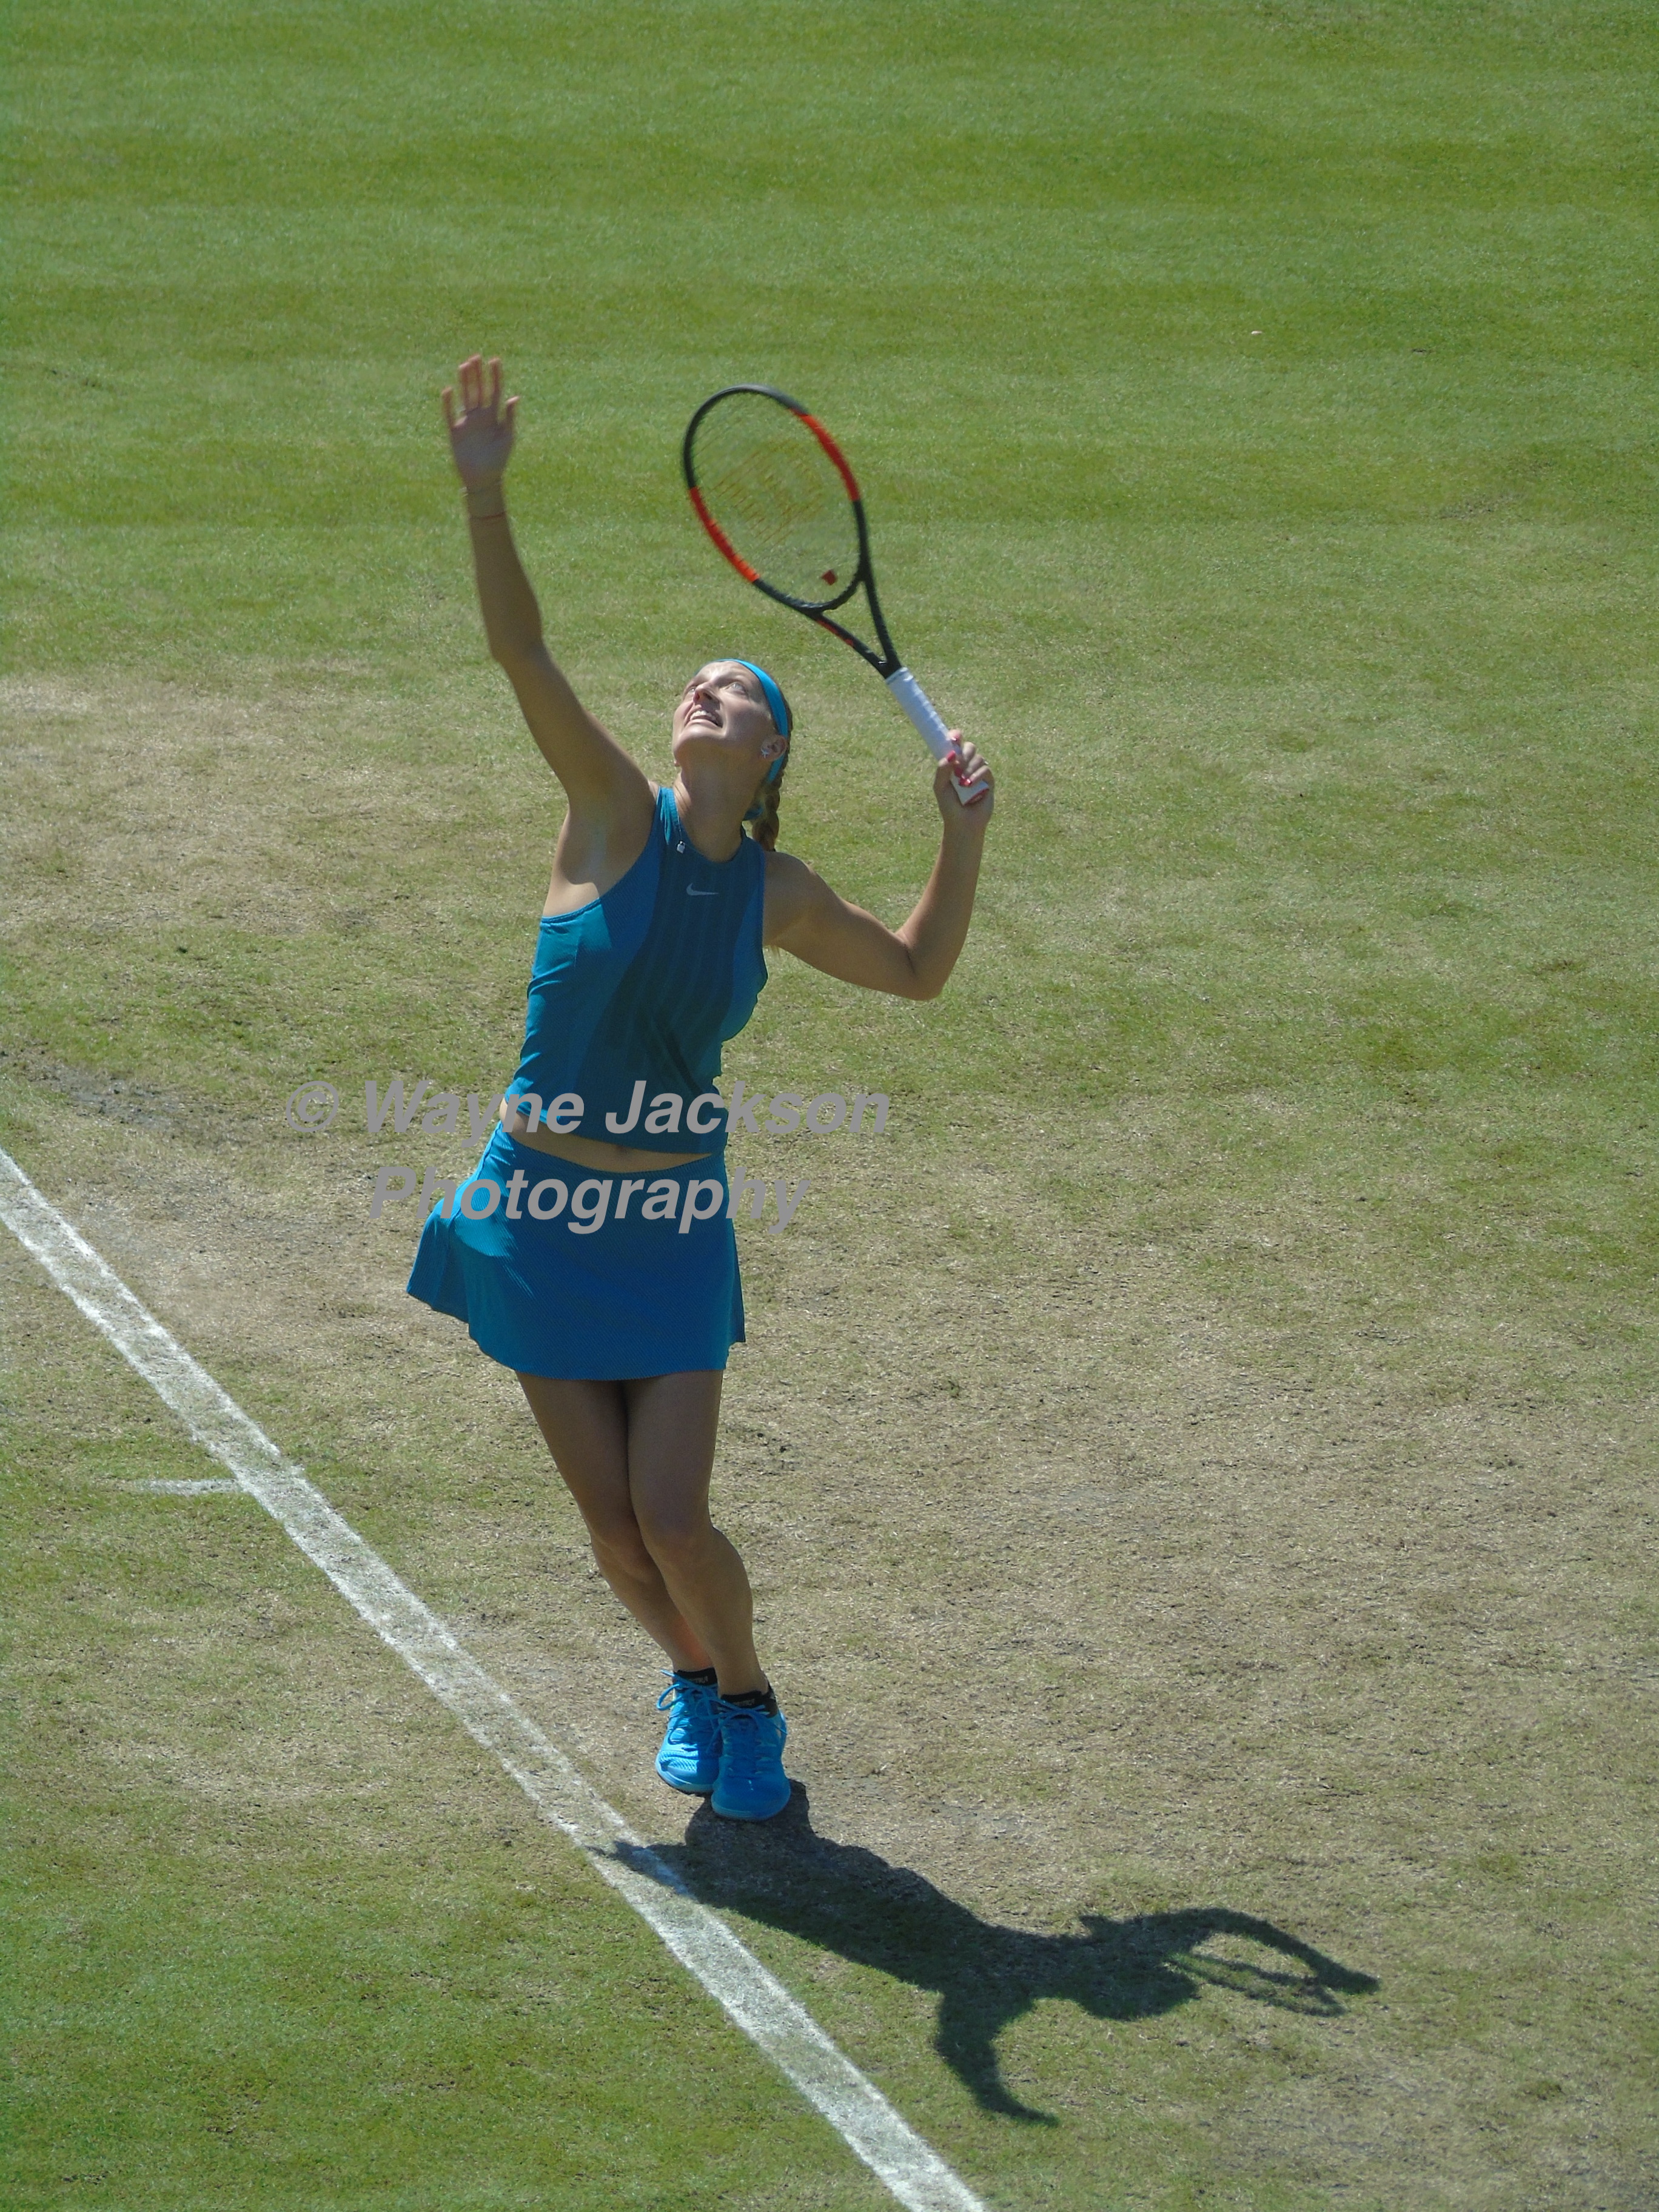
[616,1787,1378,2125]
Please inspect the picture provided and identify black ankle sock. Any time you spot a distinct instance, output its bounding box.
[722,1684,777,1715]
[673,1666,718,1686]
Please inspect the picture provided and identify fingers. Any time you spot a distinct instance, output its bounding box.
[447,354,510,429]
[948,732,991,786]
[934,732,993,819]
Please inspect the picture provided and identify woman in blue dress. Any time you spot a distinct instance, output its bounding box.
[410,355,994,1821]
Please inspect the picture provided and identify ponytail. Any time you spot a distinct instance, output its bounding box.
[748,750,788,851]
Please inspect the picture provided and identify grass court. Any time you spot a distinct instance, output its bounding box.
[3,2,1656,2205]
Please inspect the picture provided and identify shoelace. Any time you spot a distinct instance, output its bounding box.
[657,1676,718,1738]
[716,1704,775,1775]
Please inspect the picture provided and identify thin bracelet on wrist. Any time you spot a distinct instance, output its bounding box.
[464,481,508,520]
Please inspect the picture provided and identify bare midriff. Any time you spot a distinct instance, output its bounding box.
[496,1101,711,1174]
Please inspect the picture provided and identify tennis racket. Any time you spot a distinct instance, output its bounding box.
[682,384,989,802]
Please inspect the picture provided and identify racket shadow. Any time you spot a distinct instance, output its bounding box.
[618,1788,1378,2125]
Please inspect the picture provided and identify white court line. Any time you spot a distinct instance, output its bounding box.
[0,1147,986,2212]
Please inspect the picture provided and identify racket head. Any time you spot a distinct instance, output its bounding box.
[683,385,870,616]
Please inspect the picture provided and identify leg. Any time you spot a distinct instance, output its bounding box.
[622,1370,767,1697]
[517,1372,713,1672]
[625,1371,789,1818]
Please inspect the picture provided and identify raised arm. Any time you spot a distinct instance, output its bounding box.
[766,742,994,1000]
[445,356,650,831]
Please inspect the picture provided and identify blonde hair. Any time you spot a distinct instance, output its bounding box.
[748,750,788,851]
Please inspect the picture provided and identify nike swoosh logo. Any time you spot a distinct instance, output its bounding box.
[686,888,719,897]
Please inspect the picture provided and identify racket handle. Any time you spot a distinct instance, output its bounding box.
[885,668,990,805]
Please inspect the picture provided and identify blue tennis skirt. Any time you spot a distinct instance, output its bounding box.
[406,1127,745,1380]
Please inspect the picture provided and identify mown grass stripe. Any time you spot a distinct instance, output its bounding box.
[0,1141,987,2212]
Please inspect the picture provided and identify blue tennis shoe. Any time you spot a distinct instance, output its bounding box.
[654,1672,722,1795]
[711,1697,791,1821]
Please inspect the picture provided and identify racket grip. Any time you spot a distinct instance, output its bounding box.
[885,668,989,805]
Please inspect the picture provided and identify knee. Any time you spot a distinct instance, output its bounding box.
[635,1505,715,1574]
[588,1516,655,1583]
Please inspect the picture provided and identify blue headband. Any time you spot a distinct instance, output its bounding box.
[733,660,791,751]
[734,660,790,821]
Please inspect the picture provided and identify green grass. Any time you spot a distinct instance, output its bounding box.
[4,1,1658,2206]
[1,1385,886,2212]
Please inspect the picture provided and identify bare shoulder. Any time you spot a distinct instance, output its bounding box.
[761,845,834,945]
[545,773,659,913]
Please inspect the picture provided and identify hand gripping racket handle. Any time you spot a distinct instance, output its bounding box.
[885,668,990,805]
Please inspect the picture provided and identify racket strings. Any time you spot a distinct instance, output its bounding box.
[691,397,859,609]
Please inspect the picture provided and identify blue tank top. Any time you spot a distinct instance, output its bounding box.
[504,786,768,1156]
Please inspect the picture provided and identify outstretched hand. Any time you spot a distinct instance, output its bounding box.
[443,354,518,488]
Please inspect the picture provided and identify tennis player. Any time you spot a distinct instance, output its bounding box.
[409,355,993,1820]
